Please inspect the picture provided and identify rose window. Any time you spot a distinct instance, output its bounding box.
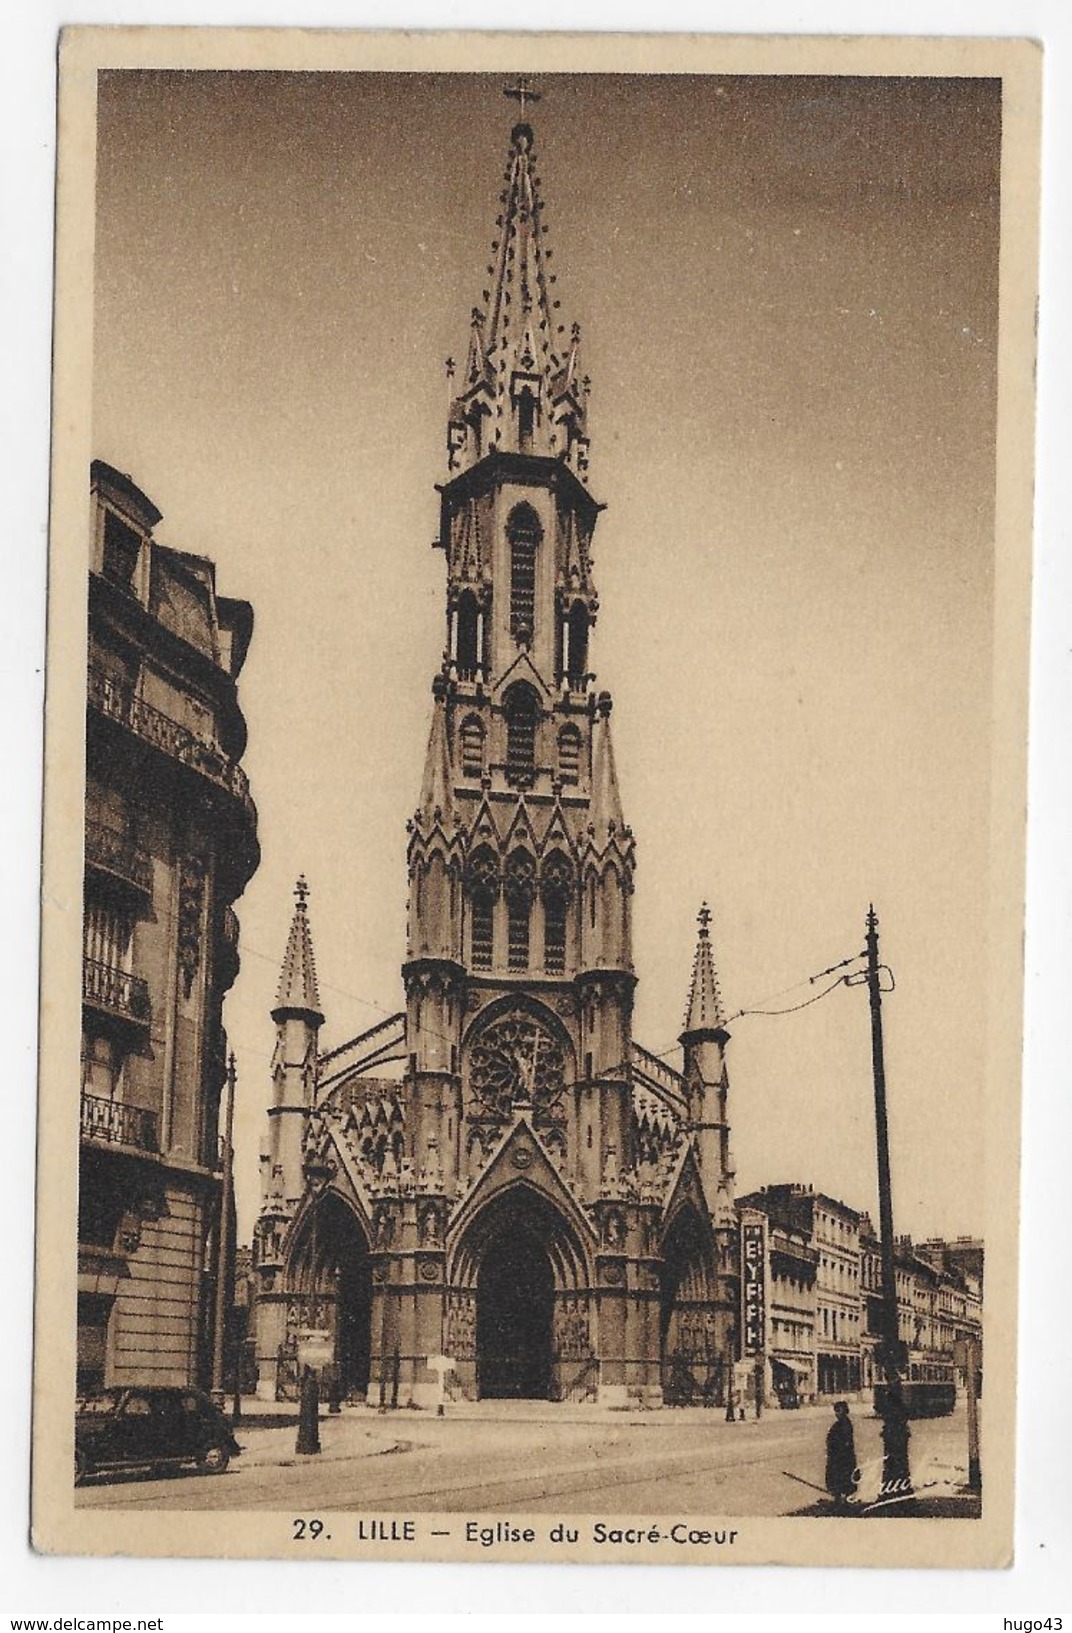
[468,1009,567,1122]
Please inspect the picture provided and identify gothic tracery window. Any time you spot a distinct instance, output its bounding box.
[541,850,572,975]
[467,847,499,971]
[504,849,536,972]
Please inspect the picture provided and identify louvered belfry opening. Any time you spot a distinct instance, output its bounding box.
[508,505,541,643]
[504,681,540,787]
[467,846,500,971]
[456,591,480,679]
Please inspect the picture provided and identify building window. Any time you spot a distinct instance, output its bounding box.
[77,1293,114,1394]
[507,505,541,642]
[460,715,485,779]
[504,682,539,787]
[81,1032,120,1099]
[102,510,140,593]
[84,901,132,973]
[558,724,581,785]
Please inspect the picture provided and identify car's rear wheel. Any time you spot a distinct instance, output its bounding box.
[198,1442,230,1475]
[74,1447,88,1487]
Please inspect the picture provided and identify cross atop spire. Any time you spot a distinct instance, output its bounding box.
[272,876,324,1025]
[504,76,541,119]
[681,901,726,1039]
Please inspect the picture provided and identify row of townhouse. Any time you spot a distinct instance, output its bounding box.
[737,1185,982,1408]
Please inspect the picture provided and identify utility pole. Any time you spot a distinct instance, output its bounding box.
[211,1052,237,1408]
[864,906,912,1497]
[965,1333,982,1493]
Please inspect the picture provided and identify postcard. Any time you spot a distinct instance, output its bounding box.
[34,27,1040,1568]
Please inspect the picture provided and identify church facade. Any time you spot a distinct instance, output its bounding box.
[253,106,739,1407]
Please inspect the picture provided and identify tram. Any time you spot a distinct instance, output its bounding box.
[874,1357,957,1418]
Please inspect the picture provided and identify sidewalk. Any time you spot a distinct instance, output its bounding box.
[231,1397,864,1432]
[230,1408,411,1470]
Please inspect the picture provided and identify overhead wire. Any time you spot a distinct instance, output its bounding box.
[233,926,868,1068]
[227,926,870,1110]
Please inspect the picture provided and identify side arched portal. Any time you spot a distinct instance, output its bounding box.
[286,1191,373,1401]
[659,1204,723,1406]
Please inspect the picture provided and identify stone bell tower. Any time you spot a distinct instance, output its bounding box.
[404,95,636,1205]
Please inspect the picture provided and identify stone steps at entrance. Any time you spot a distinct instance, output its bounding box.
[446,1398,597,1418]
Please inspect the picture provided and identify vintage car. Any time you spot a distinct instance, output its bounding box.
[75,1386,242,1484]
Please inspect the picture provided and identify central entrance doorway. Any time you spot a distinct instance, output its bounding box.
[476,1229,554,1399]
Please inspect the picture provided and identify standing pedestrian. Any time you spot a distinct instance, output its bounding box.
[825,1400,859,1507]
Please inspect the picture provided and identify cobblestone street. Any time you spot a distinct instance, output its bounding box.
[76,1401,978,1519]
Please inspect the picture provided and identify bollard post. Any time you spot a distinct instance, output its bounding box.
[295,1365,321,1455]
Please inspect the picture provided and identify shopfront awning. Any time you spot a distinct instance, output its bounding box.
[771,1357,812,1382]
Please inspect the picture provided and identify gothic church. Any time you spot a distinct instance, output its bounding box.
[253,100,739,1407]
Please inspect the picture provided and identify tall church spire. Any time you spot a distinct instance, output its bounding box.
[416,674,456,831]
[447,84,590,476]
[681,902,726,1039]
[272,875,324,1024]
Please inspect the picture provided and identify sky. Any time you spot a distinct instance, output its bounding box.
[92,70,1001,1244]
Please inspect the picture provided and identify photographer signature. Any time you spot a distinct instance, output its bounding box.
[849,1454,966,1512]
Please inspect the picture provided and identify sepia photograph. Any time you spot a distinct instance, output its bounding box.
[33,28,1040,1570]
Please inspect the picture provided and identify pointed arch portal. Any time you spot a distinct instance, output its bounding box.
[288,1191,373,1400]
[453,1182,591,1400]
[659,1204,724,1406]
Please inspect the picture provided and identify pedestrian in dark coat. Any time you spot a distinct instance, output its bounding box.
[825,1400,858,1506]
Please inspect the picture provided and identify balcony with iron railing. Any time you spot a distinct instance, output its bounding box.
[84,818,154,899]
[86,664,257,831]
[80,1090,159,1154]
[83,955,151,1029]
